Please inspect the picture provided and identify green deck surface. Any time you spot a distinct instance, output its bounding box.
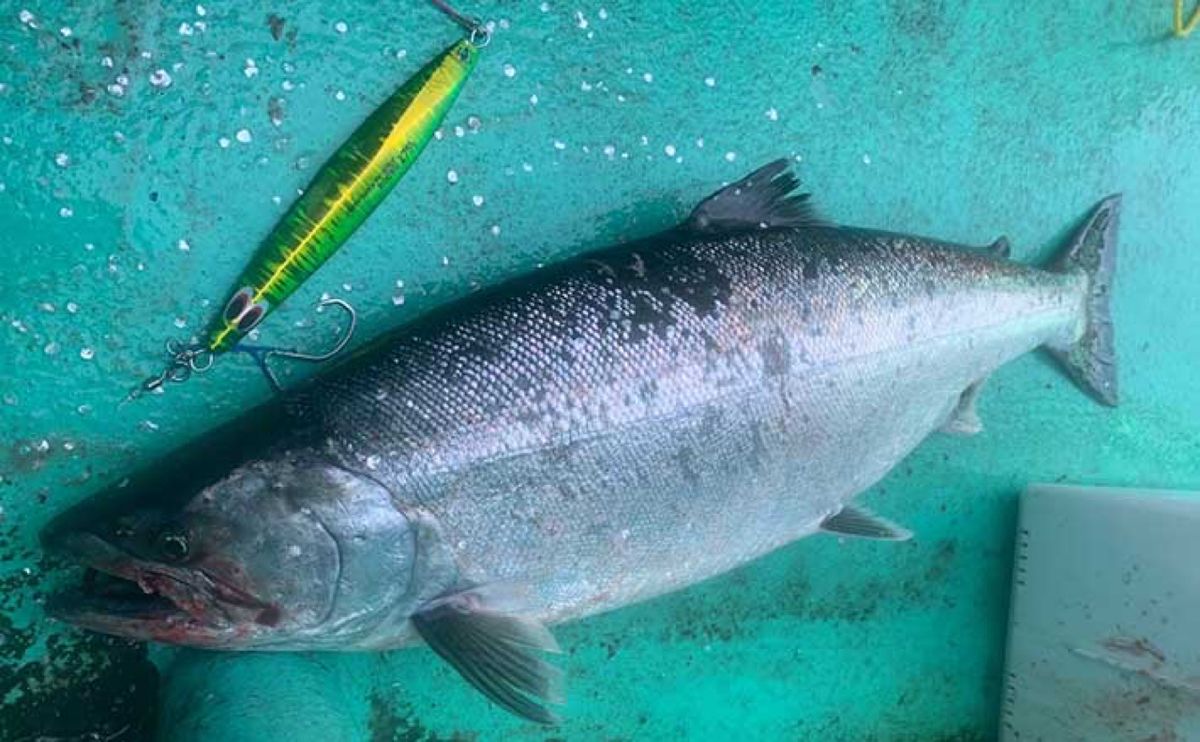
[2,2,1199,739]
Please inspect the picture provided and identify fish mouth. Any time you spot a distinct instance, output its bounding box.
[44,530,232,643]
[49,567,183,622]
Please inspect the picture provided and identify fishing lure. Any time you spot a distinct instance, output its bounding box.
[133,2,487,398]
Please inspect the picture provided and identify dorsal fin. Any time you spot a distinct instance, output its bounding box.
[684,158,829,235]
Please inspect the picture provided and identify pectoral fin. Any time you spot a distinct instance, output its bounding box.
[821,505,912,541]
[411,583,564,725]
[940,379,986,436]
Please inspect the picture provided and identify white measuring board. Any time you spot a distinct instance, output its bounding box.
[1001,484,1200,741]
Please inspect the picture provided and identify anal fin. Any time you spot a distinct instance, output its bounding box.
[940,379,986,436]
[411,583,564,725]
[821,505,912,541]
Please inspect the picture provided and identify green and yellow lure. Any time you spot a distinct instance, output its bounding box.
[208,37,479,353]
[133,16,484,399]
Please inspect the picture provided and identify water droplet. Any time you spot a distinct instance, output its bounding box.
[54,152,70,167]
[391,293,406,306]
[642,72,653,83]
[66,302,79,313]
[603,144,615,157]
[59,206,73,218]
[150,69,172,88]
[43,341,59,355]
[334,20,348,33]
[106,83,125,97]
[529,94,538,105]
[218,136,231,148]
[862,153,872,165]
[179,21,194,36]
[598,8,609,20]
[503,63,516,78]
[334,89,346,101]
[446,169,459,184]
[724,151,737,162]
[765,107,779,121]
[79,347,95,360]
[77,404,93,415]
[177,238,190,251]
[490,224,501,236]
[704,76,716,87]
[236,128,252,143]
[243,59,259,78]
[553,140,566,150]
[664,144,676,157]
[575,10,588,29]
[195,4,207,16]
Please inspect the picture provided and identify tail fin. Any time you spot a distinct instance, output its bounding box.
[1045,195,1121,406]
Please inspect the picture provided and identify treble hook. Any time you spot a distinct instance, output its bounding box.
[234,297,358,393]
[429,0,491,47]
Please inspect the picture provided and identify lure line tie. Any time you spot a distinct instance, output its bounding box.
[430,0,491,47]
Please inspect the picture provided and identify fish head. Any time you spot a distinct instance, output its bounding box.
[45,454,433,649]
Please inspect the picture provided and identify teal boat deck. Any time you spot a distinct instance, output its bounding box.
[2,2,1199,739]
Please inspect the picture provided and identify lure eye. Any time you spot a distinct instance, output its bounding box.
[155,524,190,562]
[236,302,267,332]
[223,288,254,323]
[222,288,269,334]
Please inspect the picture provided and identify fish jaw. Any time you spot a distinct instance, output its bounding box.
[43,529,266,647]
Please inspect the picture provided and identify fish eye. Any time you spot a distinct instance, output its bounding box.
[156,525,190,562]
